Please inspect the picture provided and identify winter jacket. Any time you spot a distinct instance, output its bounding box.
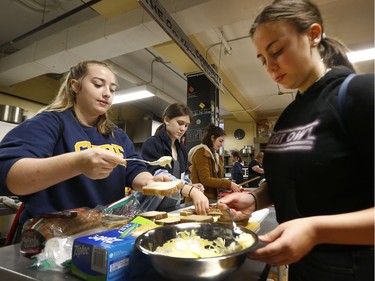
[188,144,231,199]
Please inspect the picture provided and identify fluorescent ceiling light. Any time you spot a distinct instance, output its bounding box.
[347,48,375,63]
[112,85,155,104]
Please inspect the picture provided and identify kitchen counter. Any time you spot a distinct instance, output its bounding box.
[0,202,18,246]
[0,207,277,281]
[0,202,18,216]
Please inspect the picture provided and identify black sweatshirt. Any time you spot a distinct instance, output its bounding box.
[264,67,374,235]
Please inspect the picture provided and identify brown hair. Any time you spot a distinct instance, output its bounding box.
[40,60,117,136]
[201,123,226,148]
[155,103,193,134]
[230,150,242,162]
[249,0,354,71]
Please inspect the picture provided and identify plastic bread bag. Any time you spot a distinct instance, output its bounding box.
[25,196,141,272]
[101,194,141,228]
[20,208,105,256]
[20,196,141,256]
[28,236,73,272]
[27,226,108,273]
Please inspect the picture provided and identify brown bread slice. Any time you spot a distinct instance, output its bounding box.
[180,214,214,223]
[179,208,195,216]
[216,216,249,226]
[138,211,168,220]
[155,217,181,225]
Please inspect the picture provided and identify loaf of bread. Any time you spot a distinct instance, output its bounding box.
[142,181,183,196]
[138,211,168,220]
[20,208,105,256]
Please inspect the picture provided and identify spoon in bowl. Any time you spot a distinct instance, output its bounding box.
[226,207,242,238]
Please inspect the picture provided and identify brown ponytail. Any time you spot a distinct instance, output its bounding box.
[249,0,355,71]
[201,123,226,148]
[154,103,193,135]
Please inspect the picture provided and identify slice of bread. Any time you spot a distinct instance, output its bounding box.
[216,216,249,226]
[142,181,183,196]
[207,205,223,216]
[180,206,222,216]
[180,214,214,223]
[155,217,181,225]
[138,211,168,220]
[207,209,223,216]
[179,208,195,216]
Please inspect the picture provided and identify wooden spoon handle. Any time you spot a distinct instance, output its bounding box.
[238,176,261,186]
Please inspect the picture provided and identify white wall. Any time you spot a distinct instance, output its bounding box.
[0,121,18,141]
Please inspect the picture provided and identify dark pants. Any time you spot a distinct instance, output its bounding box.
[289,248,374,281]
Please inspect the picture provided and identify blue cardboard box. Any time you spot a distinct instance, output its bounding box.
[71,217,152,281]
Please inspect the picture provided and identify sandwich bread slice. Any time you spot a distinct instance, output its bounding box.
[179,208,195,216]
[180,214,214,223]
[216,216,249,226]
[138,211,168,220]
[155,217,181,225]
[142,181,183,196]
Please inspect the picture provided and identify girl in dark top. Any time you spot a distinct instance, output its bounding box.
[137,103,209,214]
[247,152,264,187]
[218,1,374,280]
[229,150,244,184]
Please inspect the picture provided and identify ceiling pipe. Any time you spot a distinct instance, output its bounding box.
[109,61,145,86]
[204,31,257,122]
[145,48,187,83]
[213,27,232,56]
[0,0,102,52]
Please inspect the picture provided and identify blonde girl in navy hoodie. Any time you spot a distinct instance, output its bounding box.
[0,60,169,224]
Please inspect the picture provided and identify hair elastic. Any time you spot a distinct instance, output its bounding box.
[249,193,258,211]
[188,185,195,197]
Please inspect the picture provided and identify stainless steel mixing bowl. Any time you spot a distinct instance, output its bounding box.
[135,222,258,281]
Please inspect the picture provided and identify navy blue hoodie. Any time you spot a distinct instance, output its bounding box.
[0,109,147,223]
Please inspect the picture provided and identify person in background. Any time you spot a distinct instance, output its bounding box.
[137,103,209,214]
[247,152,264,187]
[188,123,242,200]
[0,60,170,224]
[218,1,374,280]
[229,150,244,184]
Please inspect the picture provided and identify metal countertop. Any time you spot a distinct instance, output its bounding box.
[0,206,277,281]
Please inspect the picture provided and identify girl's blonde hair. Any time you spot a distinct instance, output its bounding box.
[40,60,117,136]
[255,152,264,161]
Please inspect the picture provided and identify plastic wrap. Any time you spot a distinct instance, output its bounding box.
[20,195,141,257]
[101,194,141,228]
